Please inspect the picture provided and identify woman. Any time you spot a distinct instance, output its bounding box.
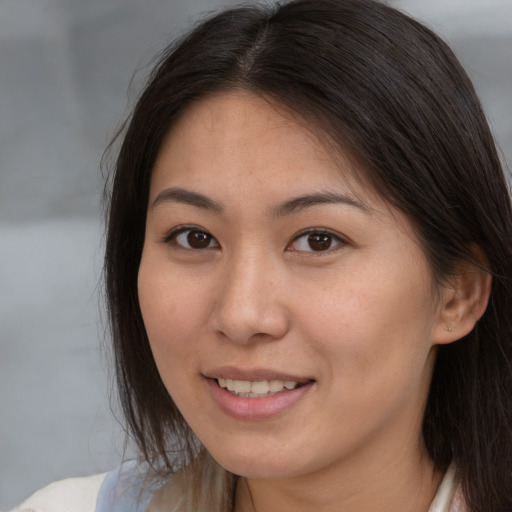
[13,0,512,511]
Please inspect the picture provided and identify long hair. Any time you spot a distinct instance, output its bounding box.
[104,1,512,510]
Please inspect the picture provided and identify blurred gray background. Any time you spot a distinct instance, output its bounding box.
[0,0,510,509]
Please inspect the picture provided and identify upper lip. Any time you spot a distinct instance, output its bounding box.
[203,366,314,383]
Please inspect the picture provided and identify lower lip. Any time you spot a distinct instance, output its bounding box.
[206,378,314,421]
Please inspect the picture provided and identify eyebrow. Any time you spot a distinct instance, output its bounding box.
[151,187,370,216]
[272,191,371,217]
[152,187,224,213]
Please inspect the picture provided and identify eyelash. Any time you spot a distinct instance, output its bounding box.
[163,225,219,250]
[288,229,347,254]
[163,225,348,254]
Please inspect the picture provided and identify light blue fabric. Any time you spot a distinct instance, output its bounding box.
[95,461,167,512]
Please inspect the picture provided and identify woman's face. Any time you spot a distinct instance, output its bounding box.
[138,91,446,480]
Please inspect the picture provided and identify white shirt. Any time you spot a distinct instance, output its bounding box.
[9,464,463,512]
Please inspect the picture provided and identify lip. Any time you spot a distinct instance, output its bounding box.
[204,366,312,383]
[204,368,315,421]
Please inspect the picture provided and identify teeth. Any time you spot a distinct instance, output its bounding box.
[217,378,300,396]
[269,380,284,392]
[251,381,269,394]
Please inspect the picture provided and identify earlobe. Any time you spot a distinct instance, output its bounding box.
[433,249,492,345]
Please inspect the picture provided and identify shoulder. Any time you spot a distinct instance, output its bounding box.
[9,461,168,512]
[10,473,107,512]
[95,460,167,512]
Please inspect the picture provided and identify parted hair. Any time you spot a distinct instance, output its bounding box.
[104,1,512,510]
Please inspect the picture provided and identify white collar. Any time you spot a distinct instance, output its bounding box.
[428,464,458,512]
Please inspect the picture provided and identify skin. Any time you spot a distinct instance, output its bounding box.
[138,91,476,511]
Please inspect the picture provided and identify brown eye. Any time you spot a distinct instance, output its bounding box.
[288,230,346,253]
[170,228,218,250]
[187,230,212,248]
[307,233,332,251]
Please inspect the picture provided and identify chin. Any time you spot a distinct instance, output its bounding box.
[207,445,309,480]
[221,460,296,480]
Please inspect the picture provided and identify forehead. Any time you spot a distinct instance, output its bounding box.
[151,91,379,206]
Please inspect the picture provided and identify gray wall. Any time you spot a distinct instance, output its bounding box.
[1,0,510,509]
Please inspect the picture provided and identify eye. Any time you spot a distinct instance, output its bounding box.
[288,230,346,253]
[165,226,219,250]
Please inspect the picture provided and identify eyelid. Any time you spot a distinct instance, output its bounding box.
[162,224,196,243]
[162,224,219,249]
[287,228,349,253]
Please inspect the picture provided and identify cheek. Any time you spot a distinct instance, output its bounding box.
[137,260,211,375]
[296,280,437,446]
[295,264,436,384]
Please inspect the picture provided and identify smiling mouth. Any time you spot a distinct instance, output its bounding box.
[216,378,303,397]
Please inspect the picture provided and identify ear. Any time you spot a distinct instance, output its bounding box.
[433,245,492,345]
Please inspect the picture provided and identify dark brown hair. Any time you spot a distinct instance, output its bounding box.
[104,1,512,510]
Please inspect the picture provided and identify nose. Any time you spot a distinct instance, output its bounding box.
[210,250,290,344]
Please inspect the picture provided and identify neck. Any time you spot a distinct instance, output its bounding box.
[234,442,443,512]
